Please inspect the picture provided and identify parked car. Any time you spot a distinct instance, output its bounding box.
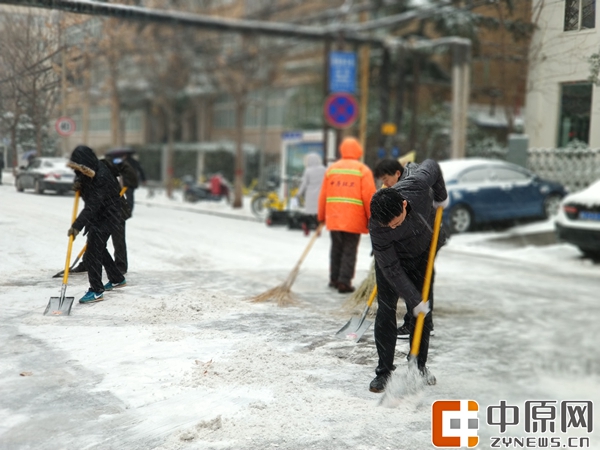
[439,158,567,234]
[555,180,600,260]
[15,157,74,195]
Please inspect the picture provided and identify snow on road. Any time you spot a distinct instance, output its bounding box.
[1,180,598,450]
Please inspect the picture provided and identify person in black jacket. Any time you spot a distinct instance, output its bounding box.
[373,158,437,340]
[67,145,126,303]
[109,156,137,273]
[120,152,146,213]
[367,159,448,393]
[70,156,134,274]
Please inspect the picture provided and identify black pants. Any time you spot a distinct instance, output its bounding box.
[374,251,435,375]
[86,228,125,293]
[329,231,361,285]
[125,188,135,213]
[111,221,127,273]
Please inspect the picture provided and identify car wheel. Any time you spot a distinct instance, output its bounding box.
[16,178,24,192]
[543,194,562,219]
[34,179,44,194]
[449,205,473,234]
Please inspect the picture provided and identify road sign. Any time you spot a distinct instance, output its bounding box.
[329,51,357,93]
[55,117,75,137]
[381,122,397,135]
[323,93,359,129]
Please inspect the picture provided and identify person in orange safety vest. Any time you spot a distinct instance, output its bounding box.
[317,137,376,294]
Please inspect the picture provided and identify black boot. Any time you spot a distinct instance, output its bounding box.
[369,373,391,393]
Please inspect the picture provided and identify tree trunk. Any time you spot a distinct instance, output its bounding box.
[165,105,175,199]
[379,47,391,150]
[232,98,245,208]
[409,54,420,153]
[10,123,18,173]
[109,65,121,147]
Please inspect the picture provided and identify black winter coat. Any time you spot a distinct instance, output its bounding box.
[369,159,448,310]
[68,146,122,234]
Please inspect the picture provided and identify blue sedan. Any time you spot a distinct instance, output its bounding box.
[439,158,567,233]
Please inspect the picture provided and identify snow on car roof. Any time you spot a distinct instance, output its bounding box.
[438,158,506,181]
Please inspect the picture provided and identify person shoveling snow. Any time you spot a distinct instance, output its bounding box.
[367,159,449,394]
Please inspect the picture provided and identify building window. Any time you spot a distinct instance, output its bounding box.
[125,110,142,132]
[557,82,593,147]
[564,0,596,31]
[90,106,112,132]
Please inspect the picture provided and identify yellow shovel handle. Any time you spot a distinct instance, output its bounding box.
[410,206,443,358]
[62,191,80,285]
[366,285,378,308]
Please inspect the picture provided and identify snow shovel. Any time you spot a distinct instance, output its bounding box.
[44,191,80,316]
[52,244,86,278]
[335,285,377,342]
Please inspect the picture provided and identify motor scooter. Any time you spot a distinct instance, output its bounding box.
[182,175,230,203]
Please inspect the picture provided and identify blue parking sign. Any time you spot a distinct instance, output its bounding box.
[329,51,356,94]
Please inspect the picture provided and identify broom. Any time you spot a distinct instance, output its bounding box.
[251,223,324,306]
[343,259,377,313]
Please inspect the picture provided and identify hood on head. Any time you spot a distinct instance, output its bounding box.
[67,145,98,178]
[305,152,323,168]
[339,137,362,160]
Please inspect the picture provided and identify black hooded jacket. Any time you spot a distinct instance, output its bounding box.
[68,145,122,234]
[368,159,448,310]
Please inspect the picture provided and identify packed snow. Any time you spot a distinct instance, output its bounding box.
[0,172,598,450]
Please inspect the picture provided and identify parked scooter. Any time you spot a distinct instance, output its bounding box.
[182,175,230,203]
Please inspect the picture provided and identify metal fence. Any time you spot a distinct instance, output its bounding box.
[527,148,600,193]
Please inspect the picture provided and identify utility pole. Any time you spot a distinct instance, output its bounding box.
[451,43,471,159]
[358,9,370,162]
[60,20,68,156]
[322,40,331,165]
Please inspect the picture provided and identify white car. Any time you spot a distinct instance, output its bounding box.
[15,157,75,195]
[555,180,600,260]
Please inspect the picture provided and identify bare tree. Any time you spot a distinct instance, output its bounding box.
[0,8,61,160]
[204,33,278,208]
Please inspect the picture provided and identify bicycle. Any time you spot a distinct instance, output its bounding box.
[250,178,303,220]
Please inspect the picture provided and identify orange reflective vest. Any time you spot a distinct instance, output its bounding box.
[317,159,376,234]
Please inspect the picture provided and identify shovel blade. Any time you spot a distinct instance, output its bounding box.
[335,317,373,342]
[43,296,74,316]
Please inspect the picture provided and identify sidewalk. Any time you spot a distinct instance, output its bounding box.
[136,186,262,223]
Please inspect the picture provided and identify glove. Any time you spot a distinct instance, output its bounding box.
[67,227,80,239]
[72,180,82,192]
[412,301,431,318]
[433,196,449,209]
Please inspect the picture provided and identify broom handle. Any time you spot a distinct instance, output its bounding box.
[410,206,443,358]
[292,222,324,272]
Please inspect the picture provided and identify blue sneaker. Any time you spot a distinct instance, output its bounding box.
[79,290,104,304]
[104,278,127,291]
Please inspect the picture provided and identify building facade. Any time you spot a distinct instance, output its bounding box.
[525,0,599,148]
